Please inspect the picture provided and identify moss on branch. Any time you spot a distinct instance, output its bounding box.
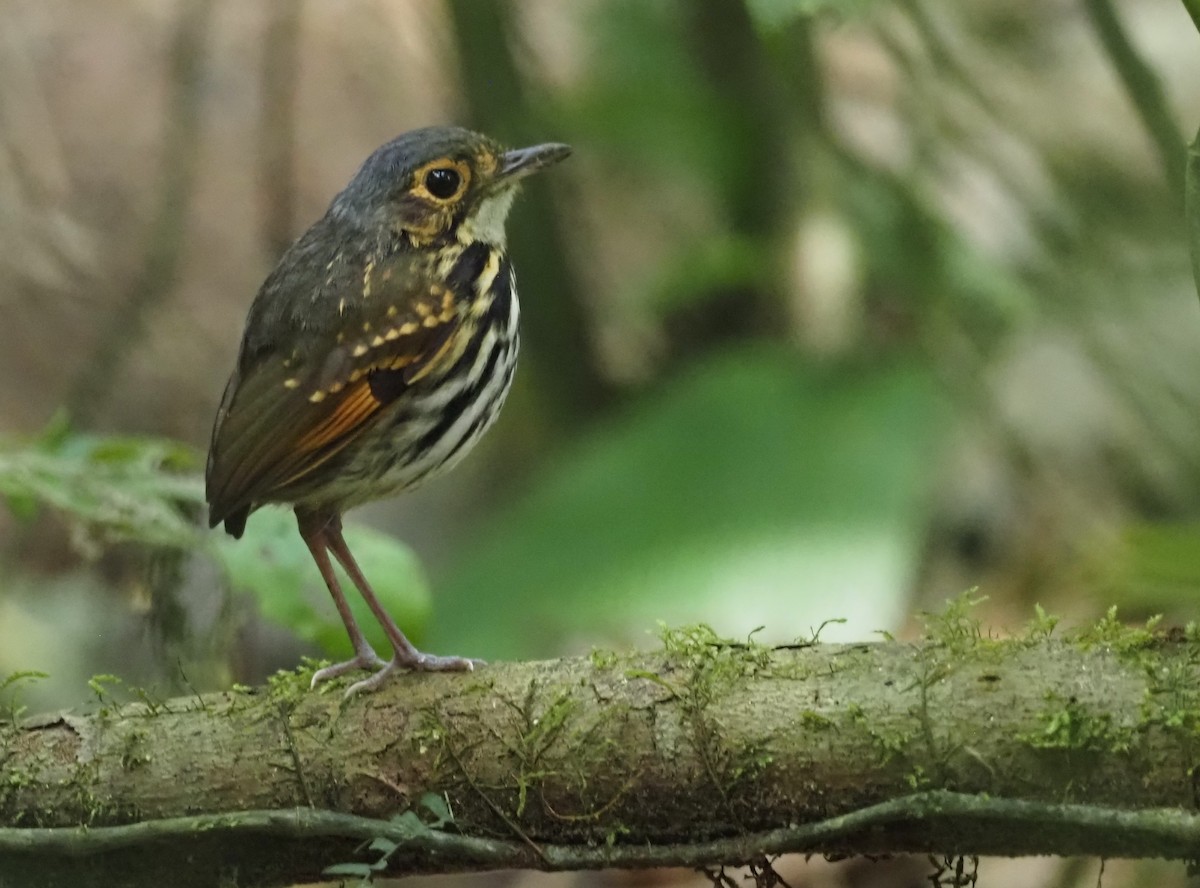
[3,606,1200,886]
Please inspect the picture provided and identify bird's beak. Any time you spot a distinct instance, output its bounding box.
[496,142,572,184]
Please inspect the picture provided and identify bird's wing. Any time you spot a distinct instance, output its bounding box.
[205,253,469,531]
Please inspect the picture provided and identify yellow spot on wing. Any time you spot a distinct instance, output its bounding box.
[406,328,461,384]
[363,259,375,298]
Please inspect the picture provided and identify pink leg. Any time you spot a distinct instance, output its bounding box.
[297,510,386,688]
[324,522,481,697]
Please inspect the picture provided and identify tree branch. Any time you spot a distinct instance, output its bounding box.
[3,627,1200,887]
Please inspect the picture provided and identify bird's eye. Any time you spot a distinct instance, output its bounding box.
[424,167,462,199]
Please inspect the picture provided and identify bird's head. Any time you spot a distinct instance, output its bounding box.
[332,126,570,248]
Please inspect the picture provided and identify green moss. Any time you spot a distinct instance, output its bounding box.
[0,671,48,726]
[120,730,152,771]
[1021,692,1137,754]
[409,710,450,775]
[846,701,919,766]
[1136,650,1200,764]
[266,659,321,707]
[508,688,580,817]
[410,677,621,829]
[918,590,993,655]
[656,623,772,708]
[799,710,833,730]
[1023,604,1061,642]
[589,648,620,670]
[1074,607,1163,656]
[654,624,782,822]
[1059,607,1200,758]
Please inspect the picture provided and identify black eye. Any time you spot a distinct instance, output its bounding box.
[424,167,461,199]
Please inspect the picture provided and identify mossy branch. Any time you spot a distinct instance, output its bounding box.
[4,621,1200,887]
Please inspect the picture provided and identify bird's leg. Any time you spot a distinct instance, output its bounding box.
[324,522,481,697]
[297,509,387,688]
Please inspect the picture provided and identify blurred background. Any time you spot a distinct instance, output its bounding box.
[1,0,1198,885]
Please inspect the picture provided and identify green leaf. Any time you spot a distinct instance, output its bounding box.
[418,792,453,827]
[0,430,204,550]
[211,508,432,657]
[367,837,397,856]
[321,862,373,879]
[388,810,426,837]
[432,346,946,658]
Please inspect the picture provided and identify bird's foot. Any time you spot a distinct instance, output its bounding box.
[343,649,484,698]
[310,648,388,689]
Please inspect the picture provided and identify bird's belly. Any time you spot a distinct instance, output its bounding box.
[314,325,519,510]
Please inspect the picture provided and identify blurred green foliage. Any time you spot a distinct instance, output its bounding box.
[0,422,430,661]
[213,509,431,657]
[0,415,201,551]
[433,346,944,657]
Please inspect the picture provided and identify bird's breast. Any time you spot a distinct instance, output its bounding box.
[320,250,520,507]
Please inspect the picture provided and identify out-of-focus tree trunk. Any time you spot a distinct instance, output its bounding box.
[445,0,613,430]
[67,0,214,425]
[258,0,302,260]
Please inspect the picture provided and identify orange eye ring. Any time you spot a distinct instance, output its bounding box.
[413,158,470,202]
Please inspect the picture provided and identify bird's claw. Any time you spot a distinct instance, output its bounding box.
[342,651,485,698]
[310,649,388,689]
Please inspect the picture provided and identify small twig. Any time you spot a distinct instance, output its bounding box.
[1082,0,1186,201]
[4,793,1200,871]
[277,702,313,809]
[440,721,549,865]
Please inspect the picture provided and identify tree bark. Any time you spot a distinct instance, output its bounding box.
[3,630,1200,887]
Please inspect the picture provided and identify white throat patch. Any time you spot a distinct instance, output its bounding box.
[458,186,518,248]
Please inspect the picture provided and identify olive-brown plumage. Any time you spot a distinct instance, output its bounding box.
[206,126,569,695]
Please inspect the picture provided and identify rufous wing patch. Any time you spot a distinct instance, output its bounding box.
[294,379,381,453]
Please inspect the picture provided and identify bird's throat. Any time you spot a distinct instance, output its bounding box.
[456,187,518,248]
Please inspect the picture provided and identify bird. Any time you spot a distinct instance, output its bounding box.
[205,126,570,696]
